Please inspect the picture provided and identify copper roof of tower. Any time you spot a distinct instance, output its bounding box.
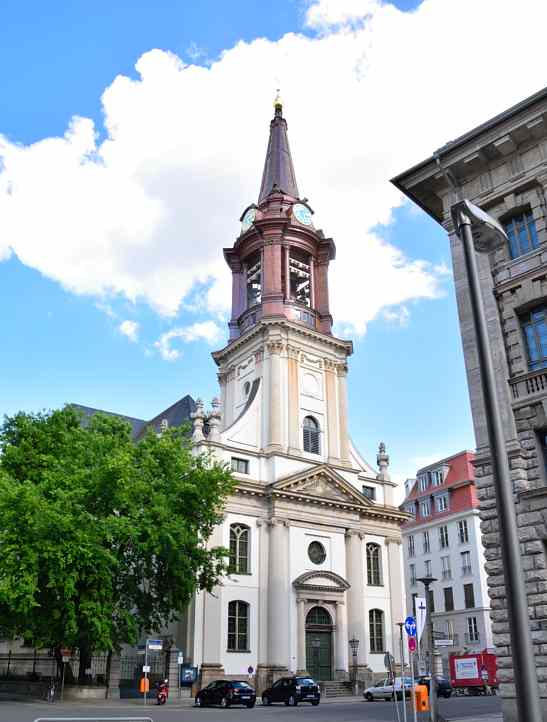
[258,99,299,203]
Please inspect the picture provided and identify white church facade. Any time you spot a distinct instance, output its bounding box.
[178,97,409,692]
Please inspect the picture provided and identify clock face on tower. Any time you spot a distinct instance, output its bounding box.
[241,207,257,233]
[292,203,313,226]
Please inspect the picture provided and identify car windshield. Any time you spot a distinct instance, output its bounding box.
[232,682,251,688]
[296,678,315,685]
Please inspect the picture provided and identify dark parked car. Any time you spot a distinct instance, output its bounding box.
[195,680,256,708]
[417,675,452,699]
[261,676,321,706]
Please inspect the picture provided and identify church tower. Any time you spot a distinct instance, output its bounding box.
[188,97,407,693]
[213,95,354,468]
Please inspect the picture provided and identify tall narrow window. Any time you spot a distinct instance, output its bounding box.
[229,524,250,574]
[439,526,449,549]
[441,556,451,580]
[467,616,479,642]
[369,609,384,653]
[420,499,431,517]
[464,583,475,609]
[366,543,383,586]
[504,209,539,259]
[427,588,435,614]
[425,560,432,577]
[461,551,472,576]
[303,416,320,454]
[444,587,454,612]
[423,531,430,553]
[408,535,415,558]
[410,564,416,586]
[458,520,469,544]
[522,306,547,371]
[227,600,249,651]
[436,493,449,513]
[245,252,262,307]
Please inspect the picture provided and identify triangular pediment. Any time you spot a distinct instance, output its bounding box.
[293,570,350,592]
[269,464,373,509]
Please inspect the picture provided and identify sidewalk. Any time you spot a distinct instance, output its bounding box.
[439,715,502,722]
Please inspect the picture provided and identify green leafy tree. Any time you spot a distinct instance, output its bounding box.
[0,407,234,679]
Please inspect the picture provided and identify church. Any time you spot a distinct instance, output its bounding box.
[177,95,408,692]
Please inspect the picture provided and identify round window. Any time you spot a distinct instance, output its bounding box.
[308,541,326,565]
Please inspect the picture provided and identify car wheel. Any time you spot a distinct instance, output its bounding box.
[196,696,205,707]
[288,695,298,706]
[311,699,320,706]
[365,692,374,702]
[262,695,271,706]
[247,701,256,708]
[443,692,451,699]
[220,697,230,708]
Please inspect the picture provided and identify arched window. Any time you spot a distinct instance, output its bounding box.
[303,416,320,454]
[228,600,249,651]
[366,543,382,586]
[229,524,250,574]
[369,609,384,653]
[306,606,332,627]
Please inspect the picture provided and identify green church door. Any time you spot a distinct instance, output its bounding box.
[306,631,332,681]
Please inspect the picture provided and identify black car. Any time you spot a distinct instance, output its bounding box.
[417,675,452,699]
[261,676,321,706]
[195,680,256,708]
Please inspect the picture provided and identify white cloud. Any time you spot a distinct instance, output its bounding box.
[119,319,140,342]
[1,0,546,335]
[154,321,223,361]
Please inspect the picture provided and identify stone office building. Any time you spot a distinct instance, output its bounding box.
[393,86,547,721]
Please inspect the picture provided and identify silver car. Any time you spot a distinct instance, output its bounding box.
[364,676,414,701]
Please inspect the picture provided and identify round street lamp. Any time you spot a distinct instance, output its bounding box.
[451,198,542,722]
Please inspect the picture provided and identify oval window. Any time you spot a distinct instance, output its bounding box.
[308,541,326,565]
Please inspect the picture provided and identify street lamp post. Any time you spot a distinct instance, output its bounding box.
[451,200,543,722]
[416,576,438,722]
[348,637,359,697]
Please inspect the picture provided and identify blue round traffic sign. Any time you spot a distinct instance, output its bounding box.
[404,616,417,637]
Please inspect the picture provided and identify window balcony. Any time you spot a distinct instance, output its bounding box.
[509,367,547,402]
[461,565,473,576]
[441,570,452,580]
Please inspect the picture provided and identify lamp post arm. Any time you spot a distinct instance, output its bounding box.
[457,209,543,722]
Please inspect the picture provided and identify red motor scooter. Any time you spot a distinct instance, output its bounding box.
[155,679,169,705]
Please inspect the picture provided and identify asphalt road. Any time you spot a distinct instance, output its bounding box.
[0,695,501,722]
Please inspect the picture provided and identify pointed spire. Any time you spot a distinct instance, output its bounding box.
[258,92,299,203]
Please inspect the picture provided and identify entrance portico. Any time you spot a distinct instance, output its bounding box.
[293,570,350,680]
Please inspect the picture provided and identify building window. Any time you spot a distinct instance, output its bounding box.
[245,252,262,307]
[406,504,416,518]
[427,589,435,614]
[425,560,432,577]
[308,541,327,565]
[467,616,480,642]
[303,416,320,454]
[231,457,249,474]
[362,485,376,501]
[288,249,312,306]
[420,499,431,517]
[444,587,454,612]
[464,583,475,609]
[410,564,416,586]
[441,555,451,580]
[411,593,418,616]
[522,306,547,371]
[367,543,383,586]
[369,609,384,653]
[229,524,250,574]
[419,475,428,491]
[458,520,469,544]
[461,551,472,576]
[423,531,430,554]
[436,493,449,513]
[432,470,443,486]
[408,535,415,558]
[439,525,449,549]
[504,209,539,259]
[306,606,332,627]
[227,600,249,651]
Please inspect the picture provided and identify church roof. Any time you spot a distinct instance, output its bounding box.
[70,394,196,441]
[258,99,299,203]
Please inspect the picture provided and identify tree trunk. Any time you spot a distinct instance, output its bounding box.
[78,642,93,684]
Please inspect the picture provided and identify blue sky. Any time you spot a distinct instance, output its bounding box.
[2,0,544,487]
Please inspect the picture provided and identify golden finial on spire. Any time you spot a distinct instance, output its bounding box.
[274,88,283,116]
